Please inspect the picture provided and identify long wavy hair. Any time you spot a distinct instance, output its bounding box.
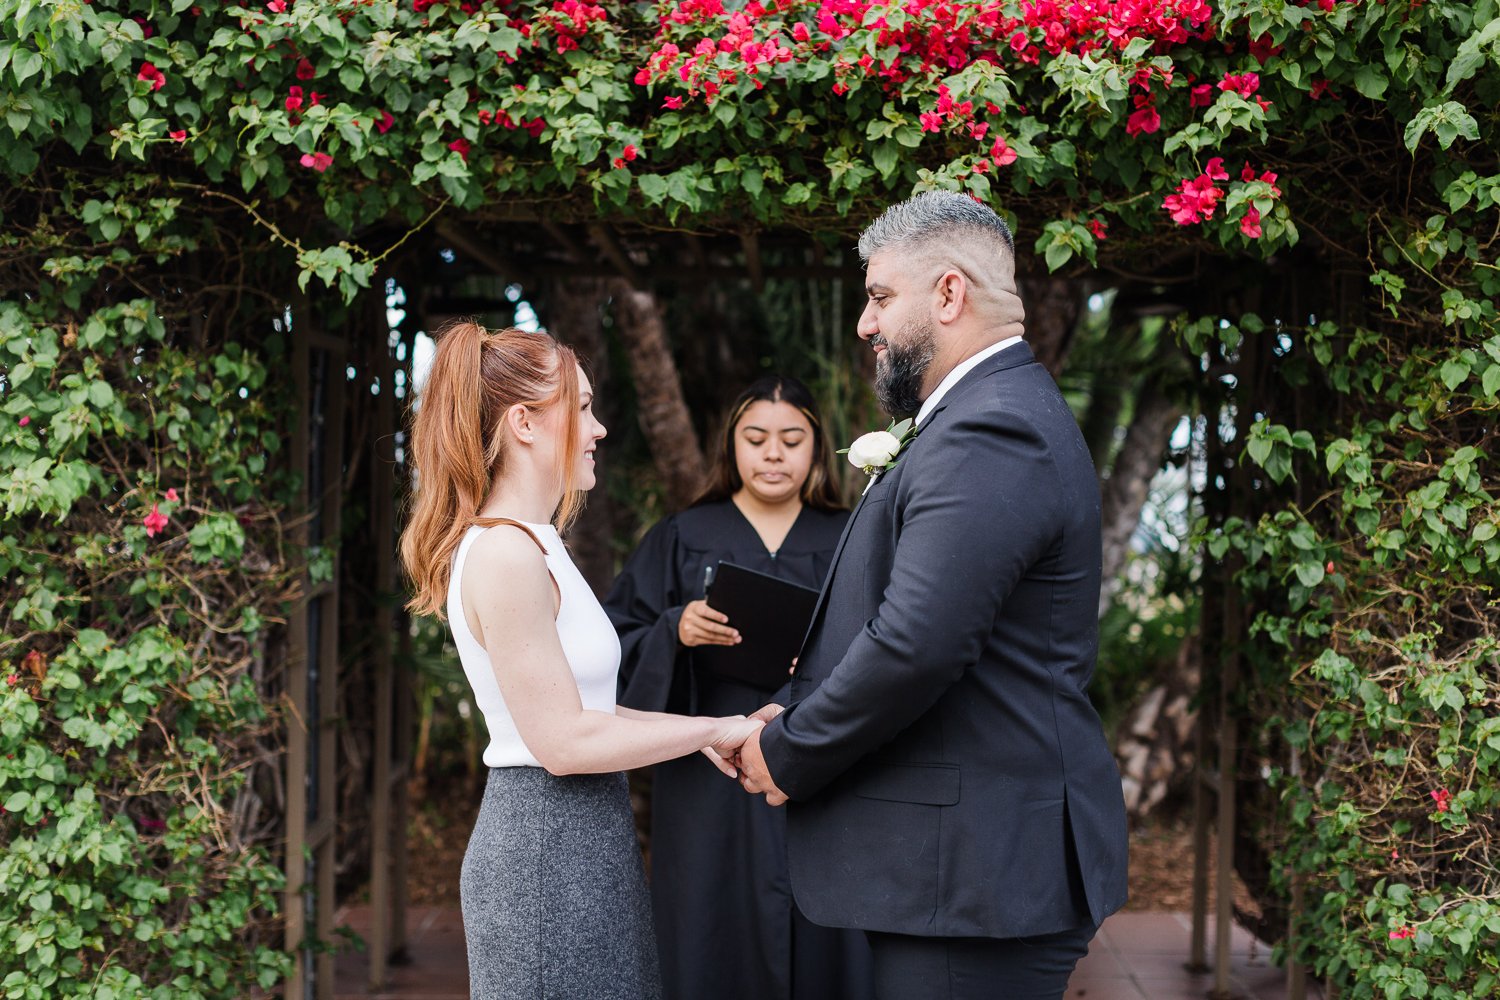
[400,320,582,618]
[693,375,846,512]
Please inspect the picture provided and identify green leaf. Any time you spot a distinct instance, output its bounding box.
[1440,358,1471,390]
[1353,64,1388,100]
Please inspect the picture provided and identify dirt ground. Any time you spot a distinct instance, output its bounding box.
[402,787,1257,916]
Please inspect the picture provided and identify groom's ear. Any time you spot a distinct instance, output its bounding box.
[935,269,967,323]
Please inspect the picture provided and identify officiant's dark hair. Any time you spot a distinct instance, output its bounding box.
[694,375,846,512]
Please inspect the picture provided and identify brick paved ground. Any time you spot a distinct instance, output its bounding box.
[334,906,1321,1000]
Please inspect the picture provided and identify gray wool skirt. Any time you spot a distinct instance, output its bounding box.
[460,767,663,1000]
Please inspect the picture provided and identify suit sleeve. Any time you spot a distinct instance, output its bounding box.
[603,518,689,713]
[758,407,1065,799]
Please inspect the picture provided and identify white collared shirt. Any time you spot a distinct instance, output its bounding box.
[915,336,1025,426]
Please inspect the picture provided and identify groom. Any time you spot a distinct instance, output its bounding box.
[737,191,1128,998]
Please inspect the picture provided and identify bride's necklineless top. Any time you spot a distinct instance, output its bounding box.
[448,519,621,769]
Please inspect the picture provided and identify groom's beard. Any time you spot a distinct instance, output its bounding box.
[873,317,936,417]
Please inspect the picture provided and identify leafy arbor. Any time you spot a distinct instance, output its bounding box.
[1,0,1497,996]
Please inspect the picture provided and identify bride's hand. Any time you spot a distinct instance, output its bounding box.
[699,716,764,777]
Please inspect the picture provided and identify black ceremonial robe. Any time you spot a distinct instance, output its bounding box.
[603,499,872,1000]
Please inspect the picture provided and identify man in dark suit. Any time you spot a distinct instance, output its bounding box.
[736,191,1129,998]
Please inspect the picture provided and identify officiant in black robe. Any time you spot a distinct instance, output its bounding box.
[604,376,872,1000]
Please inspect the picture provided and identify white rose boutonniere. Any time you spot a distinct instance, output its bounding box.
[839,418,917,479]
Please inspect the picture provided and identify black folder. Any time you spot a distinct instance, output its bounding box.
[696,561,820,691]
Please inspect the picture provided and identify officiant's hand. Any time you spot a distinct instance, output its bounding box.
[700,715,763,777]
[737,723,788,806]
[678,600,741,647]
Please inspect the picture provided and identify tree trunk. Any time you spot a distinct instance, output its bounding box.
[1114,637,1200,822]
[609,282,706,511]
[1098,384,1184,617]
[540,277,617,595]
[1017,276,1085,377]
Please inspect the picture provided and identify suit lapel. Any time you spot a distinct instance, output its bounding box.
[796,342,1037,668]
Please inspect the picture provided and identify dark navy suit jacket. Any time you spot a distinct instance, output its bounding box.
[757,342,1129,939]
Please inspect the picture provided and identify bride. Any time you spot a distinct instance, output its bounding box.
[399,321,761,999]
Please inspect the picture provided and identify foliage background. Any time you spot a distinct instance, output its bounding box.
[3,0,1498,995]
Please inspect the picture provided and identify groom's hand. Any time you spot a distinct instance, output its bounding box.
[737,722,788,806]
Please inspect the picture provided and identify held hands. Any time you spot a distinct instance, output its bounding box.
[735,703,789,807]
[678,600,740,648]
[699,715,763,778]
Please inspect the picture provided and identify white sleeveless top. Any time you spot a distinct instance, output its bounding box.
[447,521,622,768]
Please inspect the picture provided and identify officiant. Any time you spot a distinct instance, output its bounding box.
[603,375,871,1000]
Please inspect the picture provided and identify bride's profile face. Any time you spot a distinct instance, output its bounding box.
[571,366,607,492]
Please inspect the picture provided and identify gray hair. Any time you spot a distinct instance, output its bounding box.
[857,190,1015,263]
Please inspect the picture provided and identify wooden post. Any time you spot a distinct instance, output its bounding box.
[285,305,312,1000]
[369,296,398,991]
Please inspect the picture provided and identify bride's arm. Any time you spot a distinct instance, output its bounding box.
[465,529,758,776]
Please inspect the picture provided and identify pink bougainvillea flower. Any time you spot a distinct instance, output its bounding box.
[792,22,810,42]
[18,415,30,427]
[1205,157,1229,181]
[621,143,638,162]
[1310,79,1337,100]
[285,86,304,112]
[1248,34,1281,65]
[990,137,1018,166]
[143,503,169,537]
[1087,218,1108,240]
[1125,104,1160,136]
[169,130,187,142]
[663,95,684,110]
[138,62,166,91]
[1219,72,1260,98]
[1190,83,1213,107]
[1239,206,1262,238]
[523,118,546,138]
[1389,926,1415,940]
[1163,174,1225,225]
[448,138,472,161]
[299,151,333,172]
[376,110,395,134]
[295,57,316,80]
[4,674,17,687]
[1430,788,1452,812]
[268,0,287,10]
[165,488,179,502]
[919,111,943,132]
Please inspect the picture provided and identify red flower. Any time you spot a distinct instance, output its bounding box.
[1205,157,1229,181]
[524,118,546,138]
[143,503,169,537]
[1190,83,1213,107]
[621,143,638,161]
[1430,788,1452,812]
[990,137,1018,166]
[792,22,810,41]
[285,86,304,112]
[376,110,394,133]
[1310,79,1337,100]
[1087,218,1108,240]
[448,138,471,161]
[1125,105,1160,136]
[169,130,187,142]
[1239,206,1262,238]
[663,96,684,110]
[1389,926,1415,940]
[18,416,30,427]
[299,151,333,172]
[138,62,166,91]
[1219,72,1260,98]
[4,674,16,687]
[268,0,287,10]
[295,57,316,80]
[1248,34,1281,65]
[972,158,990,173]
[165,488,179,502]
[919,111,943,132]
[309,91,325,107]
[1163,174,1225,225]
